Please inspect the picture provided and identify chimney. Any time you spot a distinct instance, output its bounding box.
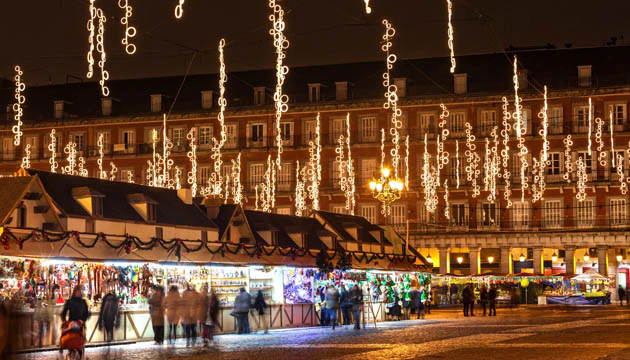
[335,81,349,101]
[200,90,214,110]
[394,78,407,97]
[101,97,113,116]
[177,188,192,205]
[453,73,468,94]
[150,94,163,113]
[202,197,223,220]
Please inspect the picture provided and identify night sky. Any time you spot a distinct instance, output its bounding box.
[2,0,630,85]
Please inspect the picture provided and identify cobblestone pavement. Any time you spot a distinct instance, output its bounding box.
[16,307,630,360]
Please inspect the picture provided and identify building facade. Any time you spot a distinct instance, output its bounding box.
[2,45,630,282]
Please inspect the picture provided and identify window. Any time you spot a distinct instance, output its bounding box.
[198,126,212,147]
[450,203,468,227]
[575,105,590,130]
[360,205,378,224]
[303,119,316,145]
[276,207,292,215]
[391,205,406,230]
[453,73,467,94]
[575,199,594,228]
[479,202,499,227]
[543,200,563,228]
[450,112,466,136]
[248,123,265,147]
[101,98,112,116]
[249,164,265,190]
[277,163,292,191]
[549,106,563,134]
[331,160,341,189]
[511,201,530,229]
[547,152,562,176]
[578,65,592,87]
[155,226,163,239]
[479,110,497,135]
[54,101,64,119]
[2,138,14,161]
[280,122,293,145]
[331,205,346,214]
[330,118,346,143]
[610,198,627,226]
[520,108,531,135]
[419,112,437,139]
[17,204,26,228]
[121,130,135,153]
[360,159,377,183]
[225,124,238,149]
[201,91,213,109]
[576,151,593,174]
[71,133,86,152]
[609,103,626,128]
[611,150,626,179]
[92,197,104,217]
[308,84,321,103]
[199,166,211,186]
[150,95,162,113]
[96,131,111,154]
[359,116,378,142]
[171,127,186,148]
[254,87,265,105]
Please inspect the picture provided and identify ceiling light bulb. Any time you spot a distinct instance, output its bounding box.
[382,168,390,178]
[583,252,590,262]
[487,256,494,264]
[519,253,525,262]
[456,256,463,264]
[617,254,623,262]
[552,252,558,262]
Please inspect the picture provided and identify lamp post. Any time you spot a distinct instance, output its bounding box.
[369,167,404,222]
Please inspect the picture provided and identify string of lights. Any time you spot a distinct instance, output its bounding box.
[611,109,616,167]
[576,156,588,202]
[501,96,512,207]
[49,130,58,173]
[12,66,25,147]
[512,56,529,203]
[364,0,372,14]
[307,113,322,211]
[345,113,356,215]
[464,122,480,197]
[96,7,110,97]
[588,97,593,156]
[563,135,574,183]
[446,0,456,73]
[209,39,228,198]
[186,128,198,197]
[127,170,135,184]
[231,152,244,205]
[109,162,118,181]
[174,0,185,19]
[295,160,307,216]
[20,144,31,170]
[86,0,96,79]
[595,115,606,167]
[443,179,450,219]
[118,0,137,55]
[381,19,403,178]
[97,133,107,179]
[78,157,88,178]
[62,142,77,176]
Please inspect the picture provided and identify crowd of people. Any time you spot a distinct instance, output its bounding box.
[316,282,364,330]
[460,284,498,317]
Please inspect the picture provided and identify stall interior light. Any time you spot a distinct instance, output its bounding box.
[583,252,590,262]
[456,256,463,264]
[519,253,525,262]
[551,252,558,262]
[426,254,433,263]
[617,254,624,262]
[487,256,494,264]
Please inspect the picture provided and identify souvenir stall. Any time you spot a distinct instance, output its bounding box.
[543,270,611,305]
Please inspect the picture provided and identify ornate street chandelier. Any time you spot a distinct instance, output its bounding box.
[369,168,404,216]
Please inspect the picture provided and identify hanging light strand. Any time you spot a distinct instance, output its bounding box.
[595,115,606,167]
[86,0,96,79]
[501,96,513,207]
[118,0,137,54]
[210,39,228,197]
[97,133,107,179]
[49,129,58,173]
[109,162,118,181]
[307,113,322,210]
[618,152,626,195]
[12,66,25,146]
[455,140,460,189]
[381,19,402,177]
[405,135,410,190]
[20,144,31,170]
[444,179,450,219]
[127,170,135,184]
[231,153,244,205]
[464,122,481,197]
[269,0,290,173]
[512,56,529,202]
[174,0,185,19]
[295,160,307,216]
[437,104,450,181]
[364,0,372,14]
[563,135,574,183]
[186,128,198,197]
[446,0,456,73]
[345,113,356,215]
[62,142,78,176]
[380,128,386,170]
[611,109,616,167]
[96,7,110,96]
[576,156,587,202]
[588,97,593,156]
[78,157,88,178]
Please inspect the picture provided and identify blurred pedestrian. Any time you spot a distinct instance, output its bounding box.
[618,285,625,306]
[450,283,458,304]
[61,285,89,359]
[166,285,181,345]
[254,290,268,333]
[182,284,199,345]
[488,285,497,316]
[349,283,363,330]
[34,296,54,347]
[203,289,219,346]
[339,284,350,325]
[196,287,208,344]
[97,289,120,343]
[325,285,340,329]
[479,285,488,316]
[416,297,426,320]
[462,284,476,317]
[233,287,251,334]
[148,285,165,345]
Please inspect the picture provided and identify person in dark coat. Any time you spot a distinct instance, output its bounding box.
[339,285,350,325]
[325,286,340,329]
[61,286,89,323]
[388,295,402,321]
[97,291,120,342]
[618,285,626,306]
[409,288,419,316]
[450,283,458,304]
[349,283,363,330]
[165,285,181,345]
[254,290,268,333]
[462,284,476,317]
[204,289,219,344]
[233,287,251,334]
[488,285,498,316]
[479,285,488,316]
[148,286,166,345]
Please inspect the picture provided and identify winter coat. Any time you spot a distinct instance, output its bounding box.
[165,290,181,324]
[479,287,488,303]
[97,293,120,330]
[207,293,219,325]
[325,288,340,310]
[349,286,363,312]
[462,286,476,303]
[181,289,198,324]
[254,291,267,315]
[197,292,208,323]
[61,297,89,322]
[408,290,419,310]
[233,289,251,315]
[488,287,498,301]
[148,290,165,326]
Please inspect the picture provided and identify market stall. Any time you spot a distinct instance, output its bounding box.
[543,270,611,305]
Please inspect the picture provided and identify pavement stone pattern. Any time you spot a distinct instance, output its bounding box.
[15,307,630,360]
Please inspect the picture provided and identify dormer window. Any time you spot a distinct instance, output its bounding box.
[254,87,266,106]
[335,82,349,101]
[394,78,407,98]
[127,193,158,223]
[453,73,467,94]
[101,97,113,116]
[150,94,163,113]
[71,187,105,217]
[308,83,321,103]
[578,65,592,87]
[54,101,65,119]
[201,91,214,110]
[517,70,528,90]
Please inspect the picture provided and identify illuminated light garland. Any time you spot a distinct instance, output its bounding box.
[96,7,110,97]
[78,157,88,178]
[485,127,500,203]
[617,152,626,195]
[421,134,439,213]
[161,115,174,189]
[531,155,545,203]
[445,0,456,73]
[595,115,606,167]
[97,133,107,179]
[380,128,386,170]
[174,166,182,190]
[538,86,549,164]
[532,87,550,203]
[148,129,158,187]
[255,185,259,211]
[336,134,346,192]
[464,122,481,197]
[405,135,410,190]
[109,162,118,182]
[364,0,372,14]
[49,129,58,173]
[455,140,460,189]
[443,179,450,220]
[501,96,513,207]
[62,142,78,176]
[20,144,31,169]
[576,155,587,202]
[563,135,574,183]
[186,128,198,197]
[512,56,528,203]
[127,170,135,184]
[174,0,185,19]
[381,19,403,178]
[345,113,356,215]
[224,175,230,204]
[86,0,96,79]
[611,109,616,167]
[231,153,244,205]
[209,39,229,198]
[295,160,307,217]
[118,0,137,55]
[12,66,25,146]
[588,98,592,156]
[269,0,290,173]
[259,155,275,213]
[307,113,322,210]
[437,104,450,184]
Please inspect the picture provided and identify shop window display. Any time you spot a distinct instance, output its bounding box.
[283,268,314,304]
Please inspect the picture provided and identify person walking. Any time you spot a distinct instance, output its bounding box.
[488,285,497,316]
[618,285,626,306]
[198,287,209,345]
[233,287,251,334]
[462,284,476,316]
[61,286,89,359]
[182,285,199,345]
[450,283,458,304]
[33,296,54,347]
[254,290,268,333]
[349,283,363,330]
[97,290,120,343]
[148,285,166,345]
[339,285,350,325]
[165,285,181,345]
[479,285,489,316]
[325,285,340,329]
[204,289,219,344]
